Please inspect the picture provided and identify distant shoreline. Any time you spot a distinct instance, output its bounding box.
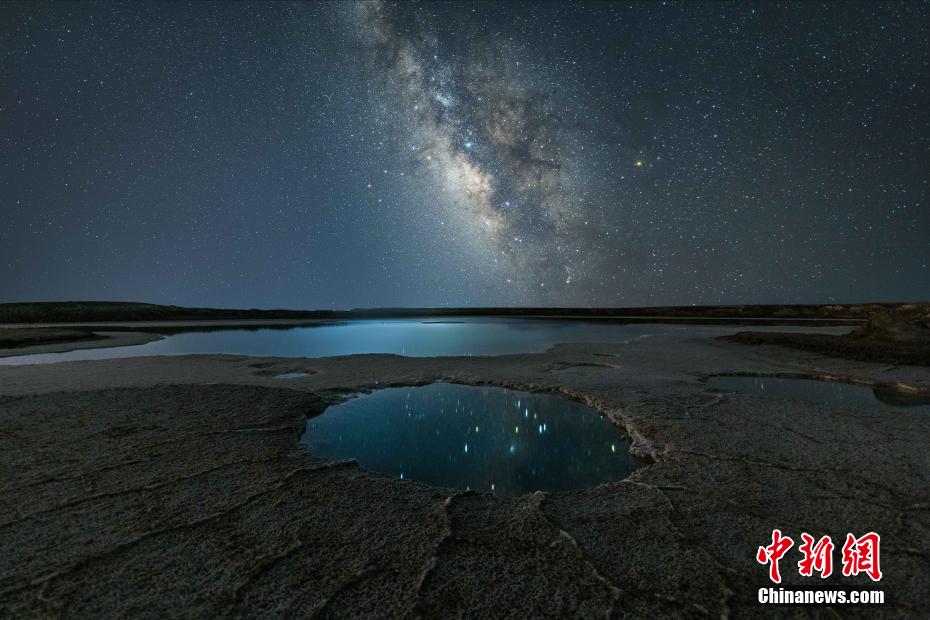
[2,300,926,325]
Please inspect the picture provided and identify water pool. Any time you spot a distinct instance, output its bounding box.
[301,383,642,494]
[708,375,930,413]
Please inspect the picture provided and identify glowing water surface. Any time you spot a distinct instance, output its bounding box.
[0,319,675,364]
[301,383,642,494]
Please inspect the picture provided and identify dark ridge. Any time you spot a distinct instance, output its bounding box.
[0,327,103,349]
[723,331,930,366]
[1,301,927,324]
[723,311,930,366]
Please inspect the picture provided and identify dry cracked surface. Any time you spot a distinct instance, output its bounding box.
[0,329,928,618]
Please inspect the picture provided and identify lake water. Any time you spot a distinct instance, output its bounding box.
[708,376,930,413]
[0,319,853,365]
[301,383,641,494]
[0,319,691,365]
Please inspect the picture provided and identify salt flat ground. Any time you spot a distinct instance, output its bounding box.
[0,326,927,618]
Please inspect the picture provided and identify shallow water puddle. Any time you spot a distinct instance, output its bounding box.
[275,372,310,379]
[708,376,930,413]
[301,383,641,494]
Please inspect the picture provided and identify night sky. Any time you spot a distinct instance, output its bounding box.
[2,1,928,309]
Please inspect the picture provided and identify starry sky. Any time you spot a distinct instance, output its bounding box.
[2,1,928,309]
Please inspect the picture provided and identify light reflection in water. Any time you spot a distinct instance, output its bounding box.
[301,383,642,495]
[0,319,686,365]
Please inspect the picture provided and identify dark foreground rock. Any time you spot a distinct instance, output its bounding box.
[0,328,101,349]
[724,331,930,366]
[851,311,930,345]
[725,308,930,366]
[0,330,928,618]
[724,311,930,367]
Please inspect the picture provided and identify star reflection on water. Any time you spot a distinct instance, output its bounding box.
[301,382,642,495]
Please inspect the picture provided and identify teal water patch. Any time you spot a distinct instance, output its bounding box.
[708,376,930,413]
[0,319,680,365]
[301,383,642,495]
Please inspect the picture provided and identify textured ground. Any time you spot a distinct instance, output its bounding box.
[0,328,928,618]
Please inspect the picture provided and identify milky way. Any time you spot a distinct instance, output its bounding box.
[353,1,604,302]
[2,1,928,308]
